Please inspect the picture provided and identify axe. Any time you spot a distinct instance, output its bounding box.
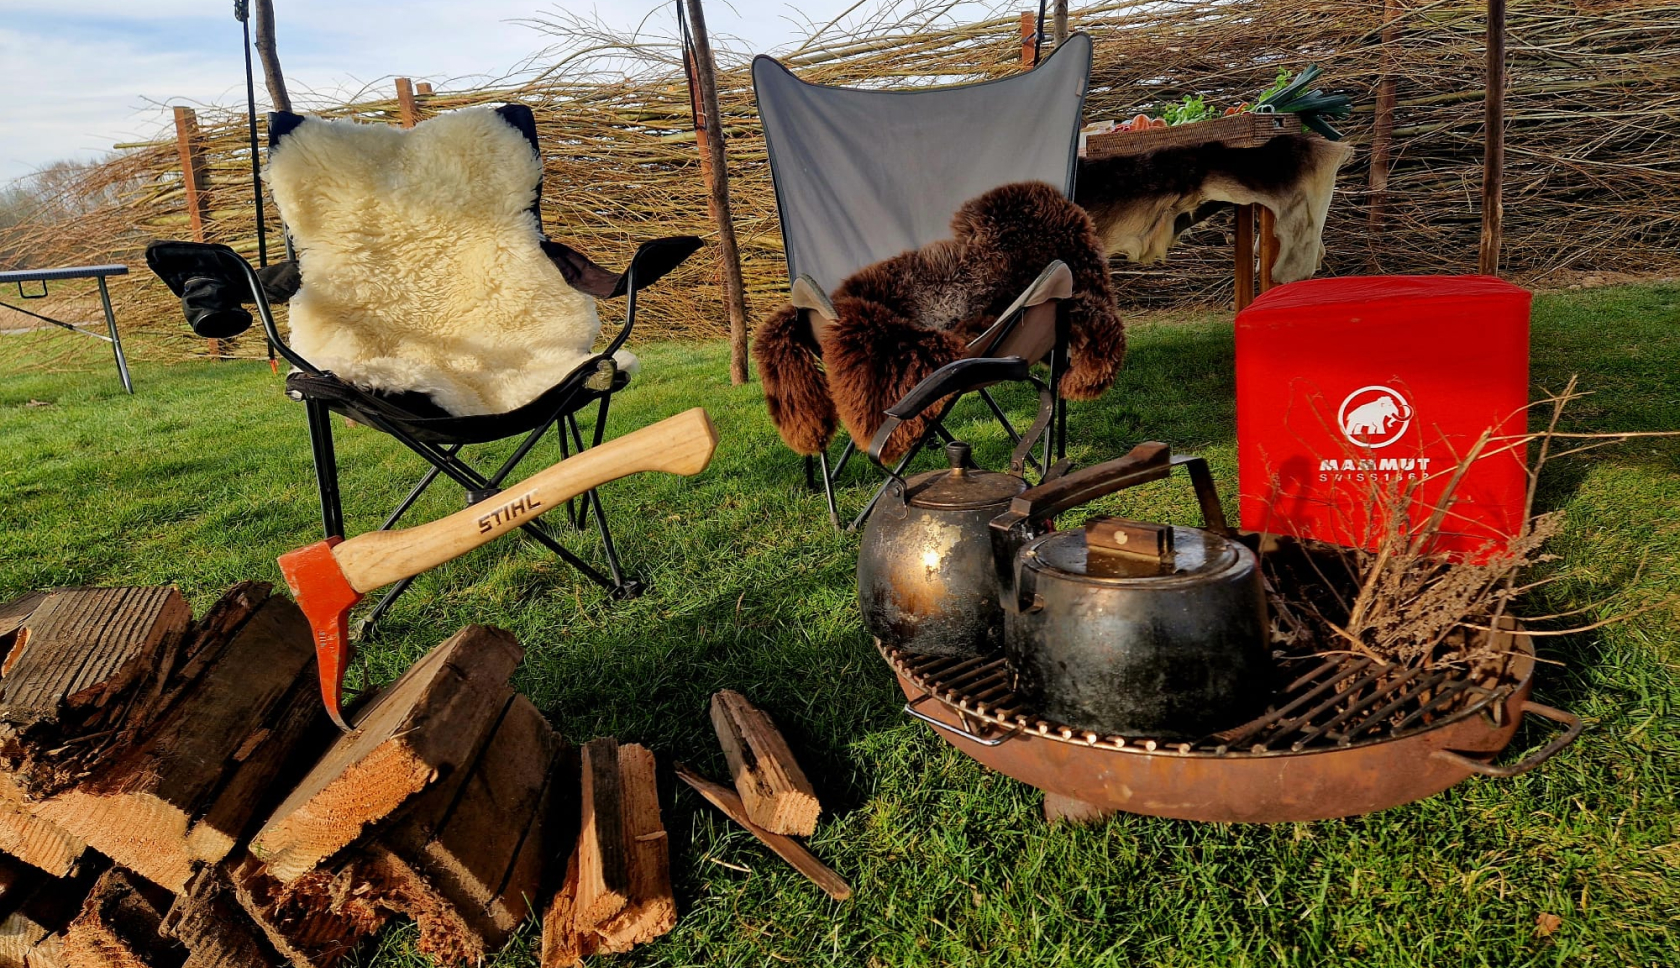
[279,407,719,730]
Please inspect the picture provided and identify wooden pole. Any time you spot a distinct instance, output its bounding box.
[174,106,220,357]
[1020,12,1037,67]
[1234,204,1256,311]
[1258,207,1279,293]
[1368,0,1400,248]
[685,50,716,218]
[1052,0,1069,45]
[395,78,419,128]
[684,0,751,385]
[1479,0,1506,276]
[252,0,291,113]
[415,82,433,95]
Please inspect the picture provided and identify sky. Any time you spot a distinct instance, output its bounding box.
[0,0,986,183]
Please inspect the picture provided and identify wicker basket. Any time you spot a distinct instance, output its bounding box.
[1084,112,1303,160]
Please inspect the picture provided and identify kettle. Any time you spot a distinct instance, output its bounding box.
[990,443,1272,738]
[857,358,1056,657]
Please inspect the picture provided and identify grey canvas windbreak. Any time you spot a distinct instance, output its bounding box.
[753,32,1092,293]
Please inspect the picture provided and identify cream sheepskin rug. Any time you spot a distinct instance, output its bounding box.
[267,106,631,416]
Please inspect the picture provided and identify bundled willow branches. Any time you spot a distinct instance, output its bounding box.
[2,0,1677,362]
[1265,378,1679,677]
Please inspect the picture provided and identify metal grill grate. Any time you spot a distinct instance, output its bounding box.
[883,642,1514,756]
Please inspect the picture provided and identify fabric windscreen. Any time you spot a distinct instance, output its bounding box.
[753,32,1091,293]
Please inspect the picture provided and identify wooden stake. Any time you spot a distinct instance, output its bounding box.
[1020,12,1037,67]
[674,764,851,901]
[252,0,292,113]
[683,0,751,386]
[173,106,220,357]
[395,77,419,129]
[709,690,820,836]
[415,81,433,96]
[1258,206,1279,293]
[1368,0,1401,243]
[1479,0,1507,276]
[1234,204,1256,311]
[1052,0,1069,45]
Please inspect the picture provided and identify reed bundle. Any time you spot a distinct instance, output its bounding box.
[2,0,1676,362]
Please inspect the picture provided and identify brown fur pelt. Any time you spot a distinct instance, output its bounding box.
[1076,134,1354,283]
[753,181,1124,460]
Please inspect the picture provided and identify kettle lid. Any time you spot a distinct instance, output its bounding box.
[903,442,1028,511]
[1025,517,1247,584]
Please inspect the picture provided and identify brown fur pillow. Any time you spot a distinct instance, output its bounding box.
[754,181,1124,460]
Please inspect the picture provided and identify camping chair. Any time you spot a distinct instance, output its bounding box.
[148,104,699,633]
[752,32,1093,530]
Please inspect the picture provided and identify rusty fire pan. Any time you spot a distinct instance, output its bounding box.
[884,621,1581,823]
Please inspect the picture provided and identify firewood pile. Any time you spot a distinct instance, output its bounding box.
[0,582,846,968]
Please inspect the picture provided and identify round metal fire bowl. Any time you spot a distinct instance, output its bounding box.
[886,629,1581,823]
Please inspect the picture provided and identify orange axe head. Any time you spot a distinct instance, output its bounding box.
[277,536,360,732]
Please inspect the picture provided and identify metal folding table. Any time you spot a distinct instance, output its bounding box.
[0,264,134,393]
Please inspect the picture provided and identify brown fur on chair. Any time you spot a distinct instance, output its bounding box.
[754,181,1124,460]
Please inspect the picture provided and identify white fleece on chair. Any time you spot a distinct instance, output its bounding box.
[267,106,633,416]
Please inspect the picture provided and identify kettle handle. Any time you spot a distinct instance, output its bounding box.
[866,357,1052,474]
[991,442,1174,535]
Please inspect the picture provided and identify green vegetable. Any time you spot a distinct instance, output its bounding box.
[1255,64,1352,141]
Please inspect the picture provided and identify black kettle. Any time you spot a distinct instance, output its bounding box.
[989,443,1271,738]
[857,358,1056,657]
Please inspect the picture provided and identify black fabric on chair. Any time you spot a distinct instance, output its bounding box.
[147,103,701,630]
[751,34,1095,530]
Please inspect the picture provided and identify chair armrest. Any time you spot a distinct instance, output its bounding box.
[143,240,323,376]
[617,236,702,297]
[791,274,838,321]
[867,357,1044,467]
[966,260,1072,363]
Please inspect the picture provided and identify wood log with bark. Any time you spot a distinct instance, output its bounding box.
[709,690,820,836]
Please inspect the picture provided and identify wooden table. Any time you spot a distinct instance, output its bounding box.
[0,264,133,392]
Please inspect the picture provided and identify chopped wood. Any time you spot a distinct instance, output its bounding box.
[709,690,820,836]
[538,849,587,968]
[37,596,323,892]
[336,694,562,966]
[225,857,385,968]
[0,587,191,798]
[250,625,524,883]
[674,763,851,902]
[0,858,107,968]
[594,743,674,953]
[161,867,285,968]
[60,868,184,968]
[0,775,84,878]
[573,738,627,927]
[0,592,48,646]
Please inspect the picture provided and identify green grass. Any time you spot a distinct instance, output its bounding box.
[1,283,1677,968]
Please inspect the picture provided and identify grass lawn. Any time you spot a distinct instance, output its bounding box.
[1,283,1676,967]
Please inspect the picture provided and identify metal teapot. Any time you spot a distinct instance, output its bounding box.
[989,443,1272,738]
[857,358,1056,658]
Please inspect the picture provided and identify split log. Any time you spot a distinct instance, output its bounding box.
[161,867,285,968]
[709,690,820,836]
[225,857,385,968]
[38,596,325,892]
[0,775,84,877]
[674,763,851,901]
[343,694,563,965]
[541,742,672,967]
[0,587,191,798]
[60,868,184,968]
[250,625,524,883]
[537,848,586,968]
[0,858,107,968]
[594,744,674,953]
[573,738,628,927]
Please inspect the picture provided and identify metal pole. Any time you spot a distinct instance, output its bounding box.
[96,277,133,394]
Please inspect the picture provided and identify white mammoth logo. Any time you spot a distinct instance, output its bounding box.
[1338,386,1413,449]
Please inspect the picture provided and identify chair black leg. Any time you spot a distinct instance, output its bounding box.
[360,575,418,637]
[305,399,344,539]
[818,449,840,530]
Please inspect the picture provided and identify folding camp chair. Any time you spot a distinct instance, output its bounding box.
[148,104,699,633]
[752,33,1093,530]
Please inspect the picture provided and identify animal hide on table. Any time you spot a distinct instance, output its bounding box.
[1075,135,1354,283]
[754,181,1124,460]
[267,106,628,417]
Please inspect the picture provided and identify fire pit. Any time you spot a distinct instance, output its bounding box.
[882,619,1580,823]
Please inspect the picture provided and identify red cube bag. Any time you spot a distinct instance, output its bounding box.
[1236,275,1531,556]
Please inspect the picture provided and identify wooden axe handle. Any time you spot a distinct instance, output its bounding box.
[334,407,718,593]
